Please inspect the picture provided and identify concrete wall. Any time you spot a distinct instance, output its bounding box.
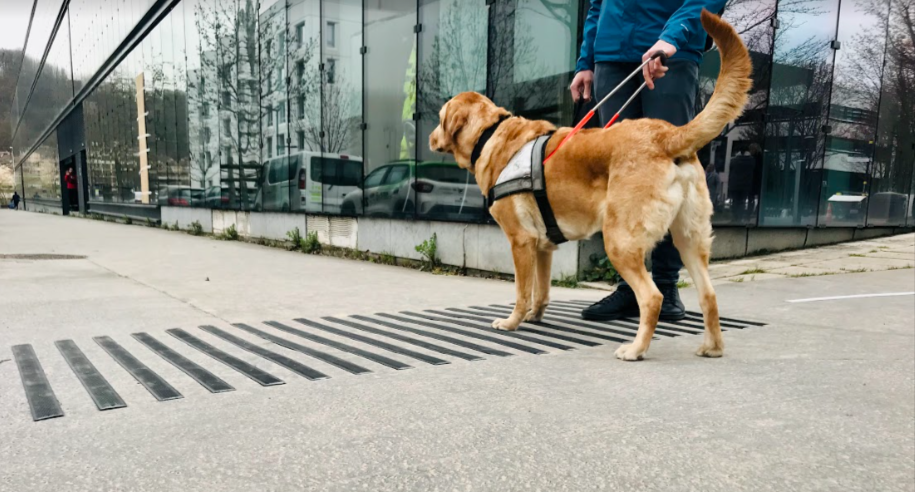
[162,206,213,232]
[24,202,62,215]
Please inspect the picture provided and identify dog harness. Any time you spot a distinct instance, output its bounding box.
[471,121,567,245]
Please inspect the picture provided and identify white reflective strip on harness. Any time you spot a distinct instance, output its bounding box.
[495,139,537,186]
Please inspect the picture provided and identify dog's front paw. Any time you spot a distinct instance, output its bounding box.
[492,318,519,331]
[614,343,646,361]
[695,343,724,358]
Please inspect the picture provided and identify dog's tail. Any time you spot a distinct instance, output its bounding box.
[665,10,752,159]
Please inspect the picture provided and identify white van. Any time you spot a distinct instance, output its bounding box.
[255,152,363,214]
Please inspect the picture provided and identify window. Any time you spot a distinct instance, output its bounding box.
[266,39,272,59]
[326,58,337,84]
[222,118,231,135]
[297,95,305,118]
[221,91,231,107]
[267,137,273,158]
[277,134,285,155]
[326,21,337,48]
[295,22,304,47]
[278,33,286,57]
[297,130,305,149]
[311,157,362,186]
[278,101,286,123]
[296,60,305,82]
[267,69,273,91]
[384,165,410,185]
[267,106,274,127]
[201,102,209,118]
[363,167,387,189]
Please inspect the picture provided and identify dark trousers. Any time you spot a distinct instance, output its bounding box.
[593,60,699,285]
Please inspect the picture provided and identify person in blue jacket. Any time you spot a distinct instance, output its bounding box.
[572,0,727,322]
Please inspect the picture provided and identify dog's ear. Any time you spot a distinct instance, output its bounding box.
[443,103,468,141]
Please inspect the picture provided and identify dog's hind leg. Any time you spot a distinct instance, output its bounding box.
[604,237,663,361]
[670,182,724,357]
[526,248,553,322]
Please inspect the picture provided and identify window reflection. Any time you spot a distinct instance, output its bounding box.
[362,0,416,218]
[868,0,915,226]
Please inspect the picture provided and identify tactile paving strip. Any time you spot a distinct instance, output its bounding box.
[8,300,766,421]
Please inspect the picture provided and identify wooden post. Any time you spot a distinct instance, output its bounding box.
[135,72,149,204]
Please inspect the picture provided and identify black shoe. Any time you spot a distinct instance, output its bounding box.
[581,284,639,321]
[657,283,686,321]
[581,283,687,321]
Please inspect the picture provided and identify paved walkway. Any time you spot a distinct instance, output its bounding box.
[1,211,913,491]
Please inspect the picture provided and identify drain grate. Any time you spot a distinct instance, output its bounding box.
[8,300,766,421]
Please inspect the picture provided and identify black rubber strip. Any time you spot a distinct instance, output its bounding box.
[165,329,284,387]
[475,305,665,339]
[610,318,704,335]
[427,310,601,347]
[296,318,450,365]
[94,336,184,401]
[501,305,683,338]
[132,332,235,393]
[233,323,371,375]
[200,326,329,380]
[55,340,127,410]
[682,314,747,329]
[375,313,545,355]
[686,310,766,326]
[324,317,483,362]
[404,311,574,351]
[264,321,412,371]
[444,308,627,344]
[349,315,513,357]
[12,344,64,421]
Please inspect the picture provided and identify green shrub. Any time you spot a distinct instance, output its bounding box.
[415,233,439,269]
[123,215,132,225]
[189,220,204,236]
[302,231,321,254]
[582,254,621,283]
[287,227,304,250]
[222,224,239,240]
[552,274,579,288]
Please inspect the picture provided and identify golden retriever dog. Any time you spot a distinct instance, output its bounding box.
[429,10,752,361]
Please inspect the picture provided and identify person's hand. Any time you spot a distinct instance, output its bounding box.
[642,40,677,90]
[570,70,594,102]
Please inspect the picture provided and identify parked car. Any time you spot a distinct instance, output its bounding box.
[161,186,205,207]
[254,152,363,213]
[205,186,230,208]
[341,160,483,219]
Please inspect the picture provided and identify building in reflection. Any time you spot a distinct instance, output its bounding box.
[9,0,914,268]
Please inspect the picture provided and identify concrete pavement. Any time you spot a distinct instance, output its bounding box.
[1,211,913,491]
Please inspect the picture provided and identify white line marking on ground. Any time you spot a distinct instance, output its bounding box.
[787,292,915,303]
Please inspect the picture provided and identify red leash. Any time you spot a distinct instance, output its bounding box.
[544,51,668,163]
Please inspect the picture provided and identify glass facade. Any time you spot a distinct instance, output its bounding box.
[10,0,915,227]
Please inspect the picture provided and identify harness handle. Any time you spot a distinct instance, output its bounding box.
[651,50,668,66]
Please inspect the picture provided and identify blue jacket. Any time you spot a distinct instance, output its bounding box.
[576,0,728,72]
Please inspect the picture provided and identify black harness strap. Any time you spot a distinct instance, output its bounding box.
[486,132,567,245]
[530,134,567,245]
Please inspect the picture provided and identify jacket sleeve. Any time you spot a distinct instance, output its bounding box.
[659,0,728,52]
[576,0,602,73]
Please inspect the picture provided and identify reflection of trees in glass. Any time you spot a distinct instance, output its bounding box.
[192,0,262,207]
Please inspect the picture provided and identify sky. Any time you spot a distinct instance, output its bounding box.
[0,0,33,51]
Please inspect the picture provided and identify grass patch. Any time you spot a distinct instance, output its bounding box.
[840,267,869,273]
[189,220,204,236]
[887,265,914,270]
[788,272,833,278]
[302,231,321,254]
[676,279,691,289]
[123,215,132,225]
[552,274,580,288]
[869,249,878,253]
[286,227,304,250]
[581,254,621,284]
[738,267,766,275]
[220,224,239,240]
[848,253,866,257]
[729,277,745,283]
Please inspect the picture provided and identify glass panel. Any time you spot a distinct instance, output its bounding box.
[867,0,914,226]
[489,0,579,125]
[759,0,840,226]
[13,2,73,159]
[415,0,487,222]
[321,0,363,215]
[363,0,416,218]
[261,0,292,212]
[15,0,66,131]
[815,0,889,227]
[21,133,61,203]
[699,0,775,226]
